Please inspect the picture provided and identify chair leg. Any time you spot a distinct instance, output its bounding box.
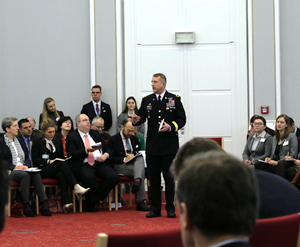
[8,188,11,217]
[108,190,112,211]
[129,183,133,207]
[72,190,76,213]
[115,185,118,211]
[36,194,39,215]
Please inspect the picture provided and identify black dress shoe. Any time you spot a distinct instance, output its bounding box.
[41,208,52,216]
[131,181,141,193]
[167,212,176,218]
[118,195,127,206]
[24,209,35,217]
[136,202,150,211]
[90,202,99,212]
[146,211,161,218]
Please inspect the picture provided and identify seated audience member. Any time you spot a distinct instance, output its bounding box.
[242,116,272,166]
[39,97,64,129]
[177,152,259,247]
[81,85,112,131]
[255,114,298,176]
[66,114,119,212]
[289,117,300,137]
[133,128,145,150]
[0,117,51,217]
[0,156,8,232]
[117,96,145,137]
[109,117,150,211]
[17,118,39,160]
[32,119,89,214]
[91,116,111,140]
[247,115,275,139]
[27,117,42,137]
[55,116,74,158]
[171,137,300,219]
[287,158,300,187]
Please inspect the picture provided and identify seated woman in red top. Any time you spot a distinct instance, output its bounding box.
[55,116,74,158]
[32,118,89,213]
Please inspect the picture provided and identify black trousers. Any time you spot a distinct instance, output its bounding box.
[77,162,119,205]
[147,154,176,214]
[276,160,297,179]
[40,161,77,206]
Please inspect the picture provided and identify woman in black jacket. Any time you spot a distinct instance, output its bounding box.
[32,118,89,213]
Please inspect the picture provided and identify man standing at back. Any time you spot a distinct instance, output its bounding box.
[81,85,112,131]
[132,73,186,218]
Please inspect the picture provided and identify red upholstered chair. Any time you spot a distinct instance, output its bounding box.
[8,180,39,217]
[95,228,183,247]
[114,176,135,210]
[205,137,224,148]
[42,178,76,213]
[249,213,300,247]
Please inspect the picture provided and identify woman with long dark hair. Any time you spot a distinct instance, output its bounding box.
[117,96,145,136]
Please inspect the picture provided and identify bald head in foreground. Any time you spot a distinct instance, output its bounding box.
[177,152,259,247]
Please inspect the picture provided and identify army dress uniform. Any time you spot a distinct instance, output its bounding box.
[136,90,186,214]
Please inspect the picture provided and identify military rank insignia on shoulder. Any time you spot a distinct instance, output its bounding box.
[176,94,180,97]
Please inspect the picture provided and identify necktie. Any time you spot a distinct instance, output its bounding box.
[126,138,131,154]
[84,135,94,166]
[96,104,100,115]
[26,139,31,159]
[158,95,161,102]
[49,143,53,153]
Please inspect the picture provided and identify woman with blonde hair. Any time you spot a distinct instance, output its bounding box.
[32,118,89,213]
[39,97,64,129]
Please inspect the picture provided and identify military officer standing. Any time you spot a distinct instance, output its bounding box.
[132,73,186,218]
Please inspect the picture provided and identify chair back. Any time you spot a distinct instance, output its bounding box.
[96,228,183,247]
[205,137,224,148]
[249,213,300,247]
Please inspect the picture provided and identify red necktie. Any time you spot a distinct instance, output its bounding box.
[84,135,94,166]
[96,104,100,115]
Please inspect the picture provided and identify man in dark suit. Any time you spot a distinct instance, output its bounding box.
[81,85,112,131]
[177,153,258,247]
[66,114,119,212]
[17,118,39,160]
[27,117,42,137]
[171,137,300,220]
[289,117,300,137]
[132,73,186,218]
[91,116,111,140]
[109,117,150,211]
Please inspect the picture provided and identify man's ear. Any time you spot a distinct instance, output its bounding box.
[180,202,193,230]
[121,125,124,131]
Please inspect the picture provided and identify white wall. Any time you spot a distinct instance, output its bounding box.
[0,1,91,126]
[280,1,300,125]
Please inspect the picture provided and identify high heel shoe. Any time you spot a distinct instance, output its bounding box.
[74,184,90,195]
[62,203,73,214]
